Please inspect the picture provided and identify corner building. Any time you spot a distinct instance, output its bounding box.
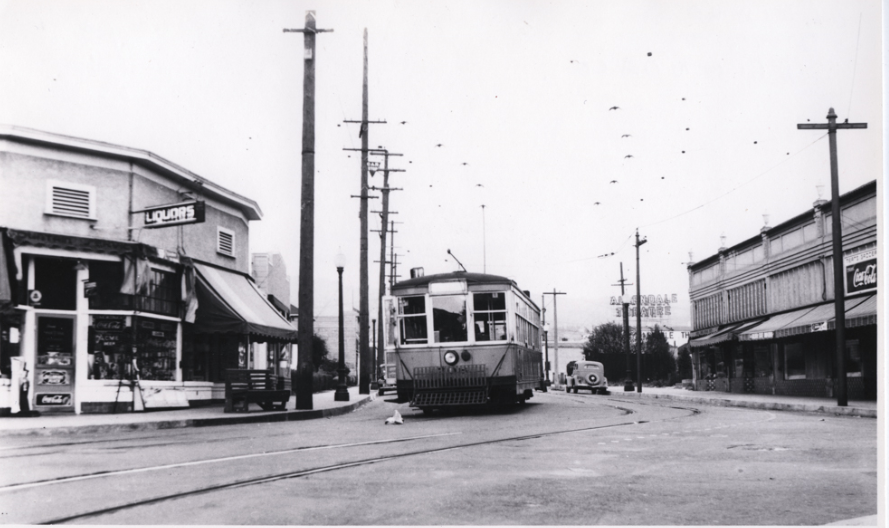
[0,126,296,415]
[687,180,876,399]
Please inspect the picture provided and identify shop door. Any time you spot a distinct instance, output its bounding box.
[34,315,76,413]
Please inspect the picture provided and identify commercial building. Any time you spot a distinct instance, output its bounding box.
[687,180,877,399]
[0,126,296,415]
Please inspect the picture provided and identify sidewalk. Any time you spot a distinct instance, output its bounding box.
[566,384,878,418]
[0,387,374,438]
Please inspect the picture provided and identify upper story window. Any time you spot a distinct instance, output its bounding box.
[217,227,235,257]
[45,180,96,220]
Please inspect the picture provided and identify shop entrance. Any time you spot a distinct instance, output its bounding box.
[34,315,76,413]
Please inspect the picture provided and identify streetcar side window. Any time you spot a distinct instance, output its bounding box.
[431,295,467,343]
[473,292,507,342]
[398,296,428,345]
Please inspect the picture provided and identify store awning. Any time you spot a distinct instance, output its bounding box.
[688,321,751,348]
[192,262,297,341]
[738,294,876,341]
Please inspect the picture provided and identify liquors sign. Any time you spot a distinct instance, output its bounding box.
[143,201,205,229]
[844,245,877,295]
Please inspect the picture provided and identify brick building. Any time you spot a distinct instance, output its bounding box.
[687,180,877,399]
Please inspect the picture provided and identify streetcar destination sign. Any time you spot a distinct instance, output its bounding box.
[143,201,205,228]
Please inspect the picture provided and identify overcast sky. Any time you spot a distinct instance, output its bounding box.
[0,0,882,330]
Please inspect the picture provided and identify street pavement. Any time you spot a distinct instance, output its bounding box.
[0,385,879,526]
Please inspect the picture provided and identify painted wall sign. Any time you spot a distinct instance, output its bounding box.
[36,393,72,406]
[143,201,205,228]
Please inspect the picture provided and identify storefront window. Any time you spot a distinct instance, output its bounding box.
[88,315,132,380]
[784,343,806,380]
[138,269,179,316]
[432,295,467,343]
[714,349,727,378]
[846,340,861,377]
[473,292,506,342]
[753,345,771,378]
[398,296,428,345]
[134,318,176,381]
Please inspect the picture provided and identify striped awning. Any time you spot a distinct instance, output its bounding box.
[688,321,758,348]
[738,294,876,341]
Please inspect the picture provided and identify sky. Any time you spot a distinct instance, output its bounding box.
[0,0,883,331]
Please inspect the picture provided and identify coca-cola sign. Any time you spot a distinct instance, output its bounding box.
[36,393,72,406]
[845,257,877,294]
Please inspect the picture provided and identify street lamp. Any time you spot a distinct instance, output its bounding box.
[334,251,350,402]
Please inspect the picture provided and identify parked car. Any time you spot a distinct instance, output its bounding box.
[566,360,609,394]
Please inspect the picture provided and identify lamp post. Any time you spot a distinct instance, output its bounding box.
[334,252,350,402]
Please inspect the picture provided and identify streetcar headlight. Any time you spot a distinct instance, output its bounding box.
[443,350,459,365]
[460,350,471,362]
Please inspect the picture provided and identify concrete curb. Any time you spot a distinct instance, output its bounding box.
[606,391,877,418]
[0,394,375,438]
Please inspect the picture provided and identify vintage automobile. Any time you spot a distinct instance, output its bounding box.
[566,360,609,394]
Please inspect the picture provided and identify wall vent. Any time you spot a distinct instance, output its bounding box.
[217,227,235,257]
[46,180,95,219]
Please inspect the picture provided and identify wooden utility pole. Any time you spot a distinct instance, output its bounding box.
[343,30,386,394]
[611,262,634,391]
[284,12,332,410]
[543,290,566,387]
[370,150,404,378]
[541,293,550,385]
[798,107,867,407]
[389,220,402,289]
[634,230,647,393]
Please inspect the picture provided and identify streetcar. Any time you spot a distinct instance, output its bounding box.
[382,267,545,411]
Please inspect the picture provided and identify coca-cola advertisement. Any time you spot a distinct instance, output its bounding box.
[844,246,877,295]
[36,393,72,406]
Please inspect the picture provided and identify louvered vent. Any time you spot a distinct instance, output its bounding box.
[217,229,235,256]
[51,185,92,218]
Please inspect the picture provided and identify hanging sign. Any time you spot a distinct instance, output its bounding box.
[143,201,205,229]
[844,246,877,295]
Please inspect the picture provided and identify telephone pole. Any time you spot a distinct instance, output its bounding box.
[284,11,332,410]
[370,149,404,379]
[798,108,867,407]
[634,230,647,393]
[541,293,550,385]
[343,30,386,394]
[612,262,634,391]
[544,289,566,387]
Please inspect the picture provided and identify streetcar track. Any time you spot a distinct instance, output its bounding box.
[37,420,645,524]
[0,432,462,492]
[33,410,698,525]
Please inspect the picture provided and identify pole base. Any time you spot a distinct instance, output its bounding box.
[334,387,350,401]
[623,380,635,391]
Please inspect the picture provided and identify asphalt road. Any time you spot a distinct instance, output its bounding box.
[0,390,877,525]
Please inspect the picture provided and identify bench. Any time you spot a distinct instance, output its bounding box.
[224,369,290,412]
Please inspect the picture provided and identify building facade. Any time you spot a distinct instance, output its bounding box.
[687,181,877,399]
[0,126,296,415]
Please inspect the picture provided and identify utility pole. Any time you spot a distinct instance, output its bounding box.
[369,149,404,380]
[389,220,403,289]
[481,204,487,273]
[343,29,386,395]
[544,290,566,387]
[798,108,867,407]
[612,262,634,391]
[284,12,332,410]
[541,293,550,385]
[634,230,647,393]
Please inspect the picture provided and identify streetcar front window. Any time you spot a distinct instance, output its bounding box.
[473,292,507,341]
[432,295,467,343]
[399,296,428,344]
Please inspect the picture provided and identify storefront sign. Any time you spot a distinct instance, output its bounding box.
[844,245,876,295]
[39,369,69,385]
[37,352,73,366]
[93,315,127,331]
[143,201,205,229]
[36,393,72,406]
